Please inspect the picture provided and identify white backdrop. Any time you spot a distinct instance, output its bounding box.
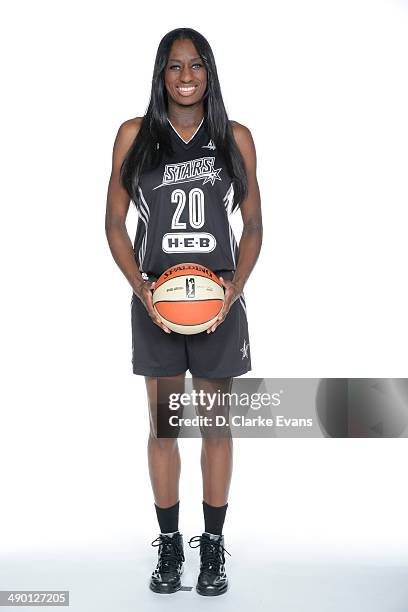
[1,0,408,610]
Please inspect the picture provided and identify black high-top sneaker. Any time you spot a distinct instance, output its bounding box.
[149,531,185,594]
[188,532,231,596]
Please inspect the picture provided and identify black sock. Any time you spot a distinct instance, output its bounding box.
[202,500,228,535]
[154,500,179,534]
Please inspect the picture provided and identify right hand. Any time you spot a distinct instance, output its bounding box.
[134,279,171,333]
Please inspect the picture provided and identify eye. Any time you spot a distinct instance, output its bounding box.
[168,62,203,70]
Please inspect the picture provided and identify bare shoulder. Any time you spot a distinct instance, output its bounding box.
[111,116,143,169]
[229,119,253,144]
[116,116,143,148]
[229,120,256,168]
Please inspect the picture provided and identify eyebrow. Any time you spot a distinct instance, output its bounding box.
[168,57,202,62]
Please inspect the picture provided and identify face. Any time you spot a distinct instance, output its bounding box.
[164,38,207,105]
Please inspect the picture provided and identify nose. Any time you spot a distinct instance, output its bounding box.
[179,65,194,83]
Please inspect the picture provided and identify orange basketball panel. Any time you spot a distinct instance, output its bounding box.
[155,300,223,325]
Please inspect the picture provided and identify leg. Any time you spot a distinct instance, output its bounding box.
[146,373,186,594]
[188,375,233,597]
[192,375,234,507]
[145,372,186,508]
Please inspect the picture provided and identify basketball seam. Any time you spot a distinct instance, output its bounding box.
[156,315,219,327]
[154,299,224,304]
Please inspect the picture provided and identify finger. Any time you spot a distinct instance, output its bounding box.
[207,321,219,333]
[158,317,171,333]
[151,313,171,333]
[146,302,161,325]
[217,302,230,320]
[145,291,154,306]
[215,309,224,322]
[207,316,223,333]
[208,304,231,331]
[150,307,171,333]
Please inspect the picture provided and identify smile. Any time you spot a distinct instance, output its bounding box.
[176,86,198,96]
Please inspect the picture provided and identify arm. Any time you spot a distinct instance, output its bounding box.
[208,121,263,333]
[105,119,171,333]
[230,121,263,293]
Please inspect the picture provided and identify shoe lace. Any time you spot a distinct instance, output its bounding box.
[151,534,185,572]
[188,535,231,573]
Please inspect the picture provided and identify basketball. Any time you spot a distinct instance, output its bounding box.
[152,263,225,334]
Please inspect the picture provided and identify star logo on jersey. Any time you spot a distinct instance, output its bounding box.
[240,338,250,360]
[152,156,222,190]
[202,139,216,150]
[201,167,222,186]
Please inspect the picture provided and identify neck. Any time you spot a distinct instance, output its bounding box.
[166,102,205,128]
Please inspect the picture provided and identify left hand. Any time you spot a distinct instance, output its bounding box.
[207,276,243,333]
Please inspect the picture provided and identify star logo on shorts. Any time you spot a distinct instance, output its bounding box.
[240,338,250,359]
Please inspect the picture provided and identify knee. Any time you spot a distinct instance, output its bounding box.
[201,435,233,450]
[148,431,179,452]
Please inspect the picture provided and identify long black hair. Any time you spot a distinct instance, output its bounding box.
[120,27,248,214]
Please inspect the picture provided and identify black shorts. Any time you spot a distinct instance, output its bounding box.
[130,269,252,378]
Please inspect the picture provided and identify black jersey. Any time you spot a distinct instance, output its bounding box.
[133,114,240,278]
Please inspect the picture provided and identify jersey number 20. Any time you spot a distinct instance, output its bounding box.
[171,188,204,229]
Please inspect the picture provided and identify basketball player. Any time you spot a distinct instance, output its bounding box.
[105,28,262,596]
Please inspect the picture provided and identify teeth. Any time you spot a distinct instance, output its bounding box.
[178,87,195,91]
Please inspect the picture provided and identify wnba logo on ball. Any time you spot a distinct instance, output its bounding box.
[186,277,195,298]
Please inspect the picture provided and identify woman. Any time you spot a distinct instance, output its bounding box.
[105,27,262,596]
